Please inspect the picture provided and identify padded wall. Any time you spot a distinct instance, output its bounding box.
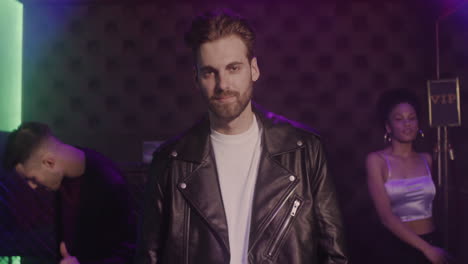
[22,1,435,162]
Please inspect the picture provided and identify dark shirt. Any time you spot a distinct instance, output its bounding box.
[58,148,135,264]
[58,175,82,254]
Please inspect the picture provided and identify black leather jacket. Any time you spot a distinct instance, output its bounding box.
[135,108,348,264]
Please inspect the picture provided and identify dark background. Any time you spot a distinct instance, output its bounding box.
[1,0,468,263]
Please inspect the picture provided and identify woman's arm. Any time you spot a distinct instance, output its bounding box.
[421,152,433,169]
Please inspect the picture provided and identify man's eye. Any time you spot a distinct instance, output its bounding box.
[229,66,240,72]
[202,71,213,78]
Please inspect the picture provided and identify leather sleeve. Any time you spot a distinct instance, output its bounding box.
[134,148,170,264]
[311,140,349,264]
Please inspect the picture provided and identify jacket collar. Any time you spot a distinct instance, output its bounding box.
[171,103,312,163]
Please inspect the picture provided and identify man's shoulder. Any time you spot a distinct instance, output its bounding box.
[253,107,325,155]
[152,117,210,161]
[82,148,115,167]
[258,109,322,143]
[264,111,320,135]
[81,147,125,185]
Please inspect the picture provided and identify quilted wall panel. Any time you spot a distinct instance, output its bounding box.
[11,0,467,262]
[22,1,435,162]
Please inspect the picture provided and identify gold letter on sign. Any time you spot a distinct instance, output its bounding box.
[431,94,457,105]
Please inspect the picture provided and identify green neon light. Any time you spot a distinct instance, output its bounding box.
[0,256,22,264]
[12,256,22,264]
[0,0,23,132]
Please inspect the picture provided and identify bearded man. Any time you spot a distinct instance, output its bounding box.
[135,9,348,264]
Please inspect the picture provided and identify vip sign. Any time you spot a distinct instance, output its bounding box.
[427,78,461,127]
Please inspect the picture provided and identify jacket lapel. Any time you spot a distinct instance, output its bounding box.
[174,117,230,254]
[248,151,299,250]
[178,153,230,254]
[248,108,304,250]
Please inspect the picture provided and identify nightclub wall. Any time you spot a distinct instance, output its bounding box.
[2,0,467,263]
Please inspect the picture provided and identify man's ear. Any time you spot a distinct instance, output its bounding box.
[192,66,202,93]
[250,57,260,82]
[15,163,25,175]
[193,66,199,86]
[41,154,56,169]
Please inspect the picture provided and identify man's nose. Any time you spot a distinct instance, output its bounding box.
[215,72,229,91]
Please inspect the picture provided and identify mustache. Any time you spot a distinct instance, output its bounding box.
[210,90,239,100]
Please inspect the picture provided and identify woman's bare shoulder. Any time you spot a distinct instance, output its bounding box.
[418,152,432,166]
[366,150,387,170]
[367,150,386,162]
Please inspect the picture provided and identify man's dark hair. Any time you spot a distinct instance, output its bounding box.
[377,88,422,130]
[184,9,256,61]
[2,122,52,171]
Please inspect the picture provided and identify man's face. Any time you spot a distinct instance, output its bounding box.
[15,156,63,191]
[195,35,260,121]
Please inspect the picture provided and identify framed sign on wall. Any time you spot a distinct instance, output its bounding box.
[427,78,461,127]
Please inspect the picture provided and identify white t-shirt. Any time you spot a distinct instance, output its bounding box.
[210,116,262,264]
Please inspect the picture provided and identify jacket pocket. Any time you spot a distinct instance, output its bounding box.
[265,198,302,259]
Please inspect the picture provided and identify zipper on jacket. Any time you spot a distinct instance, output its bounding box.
[183,205,191,264]
[249,184,299,252]
[267,185,298,227]
[266,199,301,258]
